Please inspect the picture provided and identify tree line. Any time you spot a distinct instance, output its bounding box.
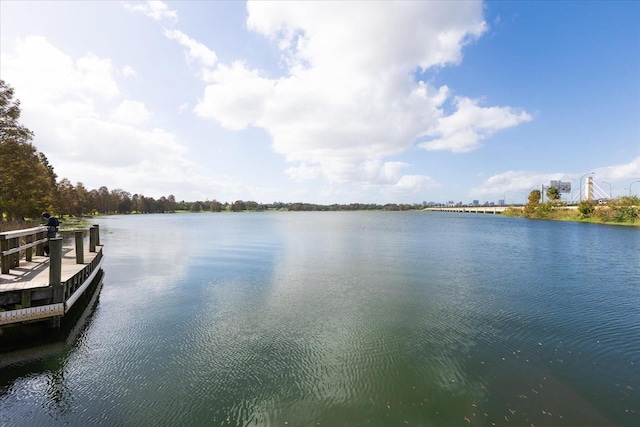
[0,80,184,221]
[1,80,425,222]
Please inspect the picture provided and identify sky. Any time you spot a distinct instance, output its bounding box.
[1,1,639,205]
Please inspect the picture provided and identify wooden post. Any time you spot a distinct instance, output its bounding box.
[10,236,19,268]
[75,231,84,264]
[49,237,64,304]
[26,234,33,261]
[21,289,31,308]
[36,230,45,256]
[94,224,100,246]
[89,226,97,252]
[0,239,8,274]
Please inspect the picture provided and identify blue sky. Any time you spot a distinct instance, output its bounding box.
[1,1,638,204]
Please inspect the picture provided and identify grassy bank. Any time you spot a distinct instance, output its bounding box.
[503,196,640,226]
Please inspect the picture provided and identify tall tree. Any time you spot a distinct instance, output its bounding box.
[97,186,110,214]
[75,182,92,215]
[210,200,222,212]
[38,152,57,188]
[523,189,542,217]
[57,178,79,216]
[167,194,177,212]
[0,80,33,144]
[0,80,53,220]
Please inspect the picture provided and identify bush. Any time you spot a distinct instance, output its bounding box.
[578,200,595,218]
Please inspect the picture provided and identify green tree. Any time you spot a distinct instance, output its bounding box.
[210,200,222,212]
[167,194,177,212]
[578,200,595,218]
[97,186,110,213]
[546,186,561,202]
[38,152,57,188]
[0,80,33,143]
[131,194,140,213]
[528,190,541,204]
[523,190,541,217]
[0,140,52,220]
[244,200,261,211]
[231,200,245,212]
[0,80,53,220]
[75,182,92,215]
[57,178,79,217]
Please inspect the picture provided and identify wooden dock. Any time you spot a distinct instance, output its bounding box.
[0,226,104,328]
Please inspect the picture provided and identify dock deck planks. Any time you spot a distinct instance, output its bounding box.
[0,247,102,293]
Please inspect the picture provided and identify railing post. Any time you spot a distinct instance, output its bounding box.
[75,231,84,264]
[0,239,8,274]
[94,224,100,246]
[89,226,97,252]
[26,233,33,261]
[10,236,19,268]
[50,238,65,310]
[36,230,45,256]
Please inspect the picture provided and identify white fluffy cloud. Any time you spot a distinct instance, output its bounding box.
[595,156,640,182]
[420,97,532,152]
[110,100,152,125]
[191,1,528,194]
[1,36,120,107]
[0,35,203,196]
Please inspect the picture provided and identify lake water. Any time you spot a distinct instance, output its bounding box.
[0,212,638,426]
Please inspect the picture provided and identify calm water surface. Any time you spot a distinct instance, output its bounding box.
[0,212,638,426]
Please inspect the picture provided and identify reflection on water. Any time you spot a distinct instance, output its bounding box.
[0,275,103,424]
[0,212,638,426]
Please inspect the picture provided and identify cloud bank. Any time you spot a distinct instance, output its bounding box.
[189,1,531,192]
[0,35,204,196]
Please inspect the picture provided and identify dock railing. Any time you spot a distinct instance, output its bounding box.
[0,224,101,275]
[0,224,103,326]
[0,226,48,274]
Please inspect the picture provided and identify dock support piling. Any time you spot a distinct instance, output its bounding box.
[21,289,31,308]
[75,231,84,264]
[50,238,64,324]
[94,224,100,246]
[89,227,96,252]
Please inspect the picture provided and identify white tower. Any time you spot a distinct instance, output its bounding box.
[585,176,594,201]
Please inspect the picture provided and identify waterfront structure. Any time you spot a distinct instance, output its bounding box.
[423,206,516,214]
[585,176,594,202]
[0,225,104,328]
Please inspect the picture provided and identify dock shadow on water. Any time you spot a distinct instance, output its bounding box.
[0,270,104,389]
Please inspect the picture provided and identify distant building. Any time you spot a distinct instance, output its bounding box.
[472,200,479,206]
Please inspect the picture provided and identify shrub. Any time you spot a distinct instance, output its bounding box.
[578,200,595,218]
